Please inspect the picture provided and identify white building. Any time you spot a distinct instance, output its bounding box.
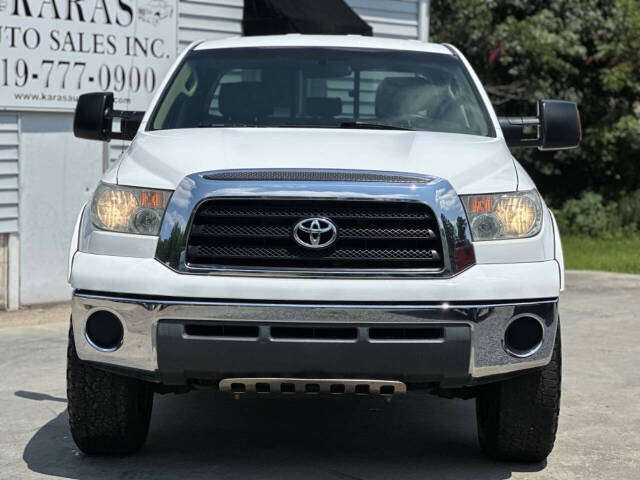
[0,0,429,309]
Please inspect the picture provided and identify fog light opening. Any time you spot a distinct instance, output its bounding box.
[85,310,124,352]
[503,314,544,358]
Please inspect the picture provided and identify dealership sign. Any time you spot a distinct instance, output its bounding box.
[0,0,177,111]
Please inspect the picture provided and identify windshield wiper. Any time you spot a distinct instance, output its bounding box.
[277,124,339,128]
[338,121,415,131]
[277,122,415,131]
[197,123,258,128]
[197,122,415,131]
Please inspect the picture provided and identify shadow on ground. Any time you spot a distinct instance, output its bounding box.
[15,390,67,403]
[22,390,545,479]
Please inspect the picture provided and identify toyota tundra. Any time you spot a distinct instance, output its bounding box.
[68,35,580,461]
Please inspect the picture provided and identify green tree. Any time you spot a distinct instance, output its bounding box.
[431,0,640,205]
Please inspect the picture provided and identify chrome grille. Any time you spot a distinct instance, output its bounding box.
[186,199,444,270]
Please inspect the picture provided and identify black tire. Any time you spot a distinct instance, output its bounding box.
[476,325,561,462]
[67,326,154,455]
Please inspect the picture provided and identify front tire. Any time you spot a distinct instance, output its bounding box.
[67,326,153,455]
[476,326,561,462]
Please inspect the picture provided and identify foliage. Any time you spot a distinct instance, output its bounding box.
[553,188,640,236]
[430,0,640,206]
[553,192,608,236]
[562,235,640,273]
[617,188,640,230]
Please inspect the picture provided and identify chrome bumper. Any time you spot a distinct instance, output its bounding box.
[71,292,558,384]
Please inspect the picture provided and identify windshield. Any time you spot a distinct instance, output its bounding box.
[149,47,493,136]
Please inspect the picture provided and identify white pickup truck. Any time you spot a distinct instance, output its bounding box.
[68,35,581,461]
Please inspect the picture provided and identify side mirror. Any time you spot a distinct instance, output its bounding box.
[498,100,582,150]
[73,92,144,142]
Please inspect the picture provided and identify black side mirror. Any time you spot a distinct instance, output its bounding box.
[73,92,144,142]
[498,100,582,150]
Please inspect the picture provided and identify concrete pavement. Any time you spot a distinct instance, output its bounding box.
[1,271,639,479]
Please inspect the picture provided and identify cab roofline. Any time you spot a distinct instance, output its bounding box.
[193,34,453,55]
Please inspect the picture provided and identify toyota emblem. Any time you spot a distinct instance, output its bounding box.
[293,217,338,249]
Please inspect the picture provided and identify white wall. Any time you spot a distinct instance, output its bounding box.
[19,113,102,305]
[349,0,419,38]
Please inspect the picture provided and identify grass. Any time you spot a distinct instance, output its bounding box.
[562,235,640,274]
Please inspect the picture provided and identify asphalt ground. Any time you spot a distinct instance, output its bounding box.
[1,271,638,479]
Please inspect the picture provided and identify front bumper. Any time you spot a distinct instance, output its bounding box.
[71,292,558,388]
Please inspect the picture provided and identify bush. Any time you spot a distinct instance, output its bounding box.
[618,190,640,231]
[553,190,640,238]
[555,192,608,236]
[552,207,570,234]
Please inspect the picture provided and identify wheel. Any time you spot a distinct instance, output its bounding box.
[476,325,561,462]
[67,325,154,455]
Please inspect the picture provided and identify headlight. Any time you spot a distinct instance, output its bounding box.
[460,190,543,241]
[91,183,171,235]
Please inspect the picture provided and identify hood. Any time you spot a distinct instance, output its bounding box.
[115,128,517,194]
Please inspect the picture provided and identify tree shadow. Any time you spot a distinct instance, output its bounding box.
[23,390,546,479]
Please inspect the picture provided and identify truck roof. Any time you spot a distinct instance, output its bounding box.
[194,34,453,55]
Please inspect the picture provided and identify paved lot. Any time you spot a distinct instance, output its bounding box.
[1,271,639,479]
